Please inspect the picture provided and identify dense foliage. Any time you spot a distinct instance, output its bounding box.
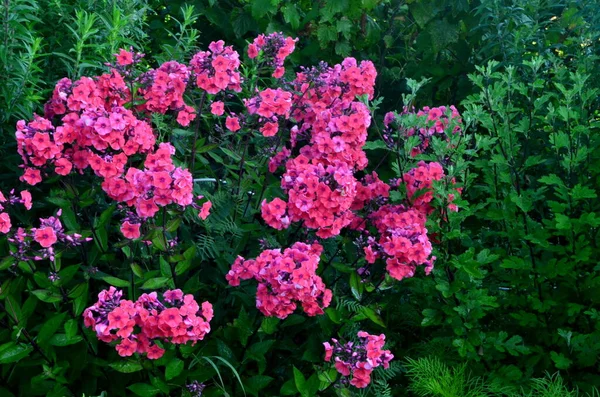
[0,1,599,396]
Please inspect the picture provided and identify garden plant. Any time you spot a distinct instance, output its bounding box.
[0,1,599,397]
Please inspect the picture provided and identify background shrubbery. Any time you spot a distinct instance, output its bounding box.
[0,1,599,396]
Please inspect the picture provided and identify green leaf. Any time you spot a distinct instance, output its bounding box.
[159,256,171,277]
[95,204,116,228]
[349,272,363,301]
[293,366,307,396]
[152,233,167,252]
[280,379,297,395]
[234,307,253,346]
[49,334,83,346]
[37,312,67,344]
[336,19,352,40]
[363,140,388,150]
[421,308,439,326]
[427,19,459,53]
[571,184,597,200]
[246,375,273,397]
[130,263,144,278]
[174,259,192,276]
[316,25,337,46]
[60,205,79,231]
[101,276,130,288]
[64,319,78,339]
[500,257,531,270]
[251,0,278,19]
[550,351,572,369]
[140,277,169,290]
[109,360,143,373]
[31,289,63,303]
[165,358,184,380]
[334,41,351,57]
[281,4,300,30]
[260,317,280,335]
[0,342,33,364]
[360,307,386,327]
[128,383,160,396]
[210,355,246,395]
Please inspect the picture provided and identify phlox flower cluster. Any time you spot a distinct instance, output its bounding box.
[226,242,332,319]
[138,60,196,127]
[403,161,462,214]
[247,32,297,78]
[261,58,377,238]
[323,331,394,389]
[350,172,391,212]
[190,40,242,94]
[83,287,213,360]
[291,58,377,170]
[16,52,211,239]
[268,147,291,173]
[17,72,153,183]
[244,88,293,137]
[0,189,32,234]
[383,105,462,156]
[363,205,435,281]
[7,210,90,263]
[262,156,357,238]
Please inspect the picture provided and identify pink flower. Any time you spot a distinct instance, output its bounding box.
[350,363,372,388]
[21,168,42,185]
[159,308,181,328]
[211,101,225,116]
[120,221,141,240]
[94,117,112,136]
[260,121,278,137]
[116,338,137,357]
[20,191,32,210]
[146,344,165,359]
[108,307,129,329]
[225,116,241,132]
[116,49,134,66]
[176,111,193,126]
[323,342,333,361]
[199,201,212,220]
[201,301,214,322]
[54,158,73,176]
[247,43,259,58]
[152,171,173,189]
[335,360,352,376]
[34,226,57,248]
[0,213,11,234]
[136,198,159,218]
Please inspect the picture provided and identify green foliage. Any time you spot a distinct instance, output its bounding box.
[0,0,150,136]
[404,357,599,397]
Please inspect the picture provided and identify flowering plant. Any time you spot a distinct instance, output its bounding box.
[0,32,469,397]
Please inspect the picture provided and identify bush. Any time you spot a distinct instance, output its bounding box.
[0,1,599,396]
